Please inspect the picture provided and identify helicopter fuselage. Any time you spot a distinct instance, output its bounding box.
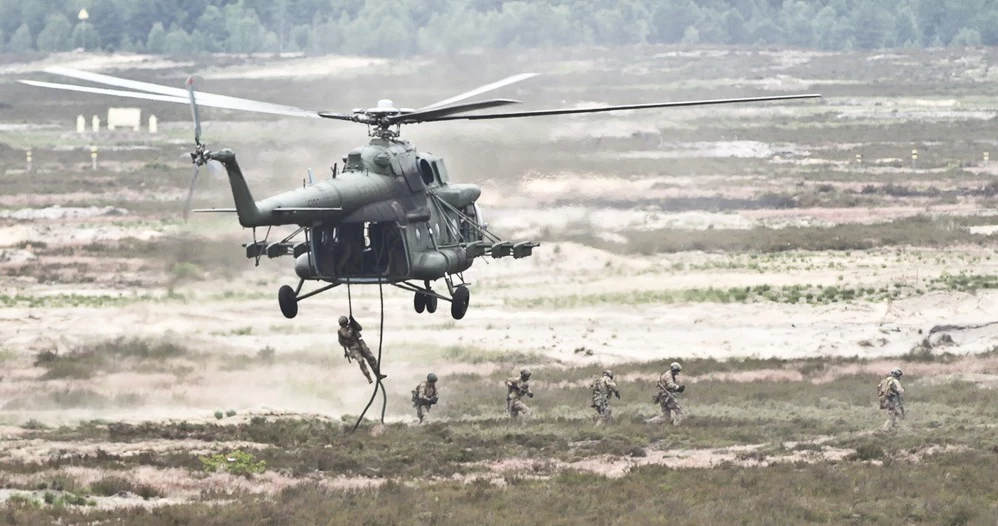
[210,137,489,285]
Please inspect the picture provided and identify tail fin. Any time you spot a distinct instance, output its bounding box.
[209,149,267,227]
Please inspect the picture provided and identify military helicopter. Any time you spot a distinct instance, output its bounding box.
[21,68,820,320]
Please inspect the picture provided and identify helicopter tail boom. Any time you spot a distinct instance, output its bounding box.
[208,149,268,227]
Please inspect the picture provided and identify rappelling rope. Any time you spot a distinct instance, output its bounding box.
[351,278,387,433]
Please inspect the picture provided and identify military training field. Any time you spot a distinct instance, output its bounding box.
[1,47,998,524]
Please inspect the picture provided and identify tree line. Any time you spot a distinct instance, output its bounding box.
[1,0,996,57]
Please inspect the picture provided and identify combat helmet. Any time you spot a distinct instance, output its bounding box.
[603,370,614,379]
[427,373,438,382]
[520,367,531,379]
[890,368,903,378]
[338,316,349,326]
[670,361,682,372]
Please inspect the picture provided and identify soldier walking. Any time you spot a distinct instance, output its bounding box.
[505,368,534,419]
[878,368,905,433]
[337,315,386,384]
[647,362,685,425]
[412,373,439,424]
[591,370,620,425]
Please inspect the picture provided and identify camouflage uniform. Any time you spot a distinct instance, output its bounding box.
[337,317,383,384]
[506,369,534,419]
[413,375,439,424]
[648,362,684,425]
[591,371,620,425]
[878,369,905,433]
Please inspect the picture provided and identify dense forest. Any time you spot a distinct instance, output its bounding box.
[0,0,996,56]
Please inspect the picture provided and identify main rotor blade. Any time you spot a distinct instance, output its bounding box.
[186,76,202,144]
[417,73,538,111]
[43,67,316,116]
[19,81,320,119]
[388,99,521,124]
[422,93,823,122]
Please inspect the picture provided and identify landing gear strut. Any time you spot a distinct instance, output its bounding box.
[277,279,338,319]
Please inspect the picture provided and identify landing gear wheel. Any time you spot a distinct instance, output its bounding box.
[414,291,426,313]
[278,285,298,319]
[450,285,469,320]
[425,294,438,313]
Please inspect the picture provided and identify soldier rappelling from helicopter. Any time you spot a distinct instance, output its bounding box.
[337,315,386,384]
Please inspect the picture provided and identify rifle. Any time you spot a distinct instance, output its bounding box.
[342,345,352,363]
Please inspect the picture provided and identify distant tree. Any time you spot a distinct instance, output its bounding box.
[812,6,836,49]
[680,25,699,45]
[831,19,856,50]
[224,5,268,53]
[20,0,57,38]
[35,13,72,52]
[189,29,207,54]
[195,6,226,52]
[722,8,748,45]
[784,16,815,47]
[950,27,982,47]
[750,18,783,45]
[290,24,310,51]
[0,0,19,39]
[853,1,892,50]
[695,9,726,44]
[130,0,163,47]
[915,0,945,45]
[262,31,281,52]
[90,0,126,49]
[936,0,982,45]
[146,22,166,53]
[71,22,100,50]
[650,0,701,44]
[893,7,920,47]
[163,23,193,54]
[8,23,32,52]
[980,12,998,46]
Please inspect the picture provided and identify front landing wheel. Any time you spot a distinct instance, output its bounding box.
[450,285,469,320]
[414,291,426,313]
[425,294,438,313]
[278,285,298,319]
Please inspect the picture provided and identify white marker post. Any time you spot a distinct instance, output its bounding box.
[90,146,98,171]
[92,115,100,133]
[984,151,990,166]
[855,153,862,165]
[26,149,32,172]
[912,149,918,169]
[76,115,86,134]
[148,115,158,134]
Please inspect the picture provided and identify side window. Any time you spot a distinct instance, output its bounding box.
[418,159,435,185]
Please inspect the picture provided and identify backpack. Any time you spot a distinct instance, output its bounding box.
[877,378,891,409]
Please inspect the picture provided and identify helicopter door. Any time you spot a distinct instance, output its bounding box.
[311,223,366,278]
[370,222,409,279]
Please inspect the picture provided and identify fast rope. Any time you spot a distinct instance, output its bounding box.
[350,278,388,433]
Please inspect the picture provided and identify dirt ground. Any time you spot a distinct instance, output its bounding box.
[2,48,998,519]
